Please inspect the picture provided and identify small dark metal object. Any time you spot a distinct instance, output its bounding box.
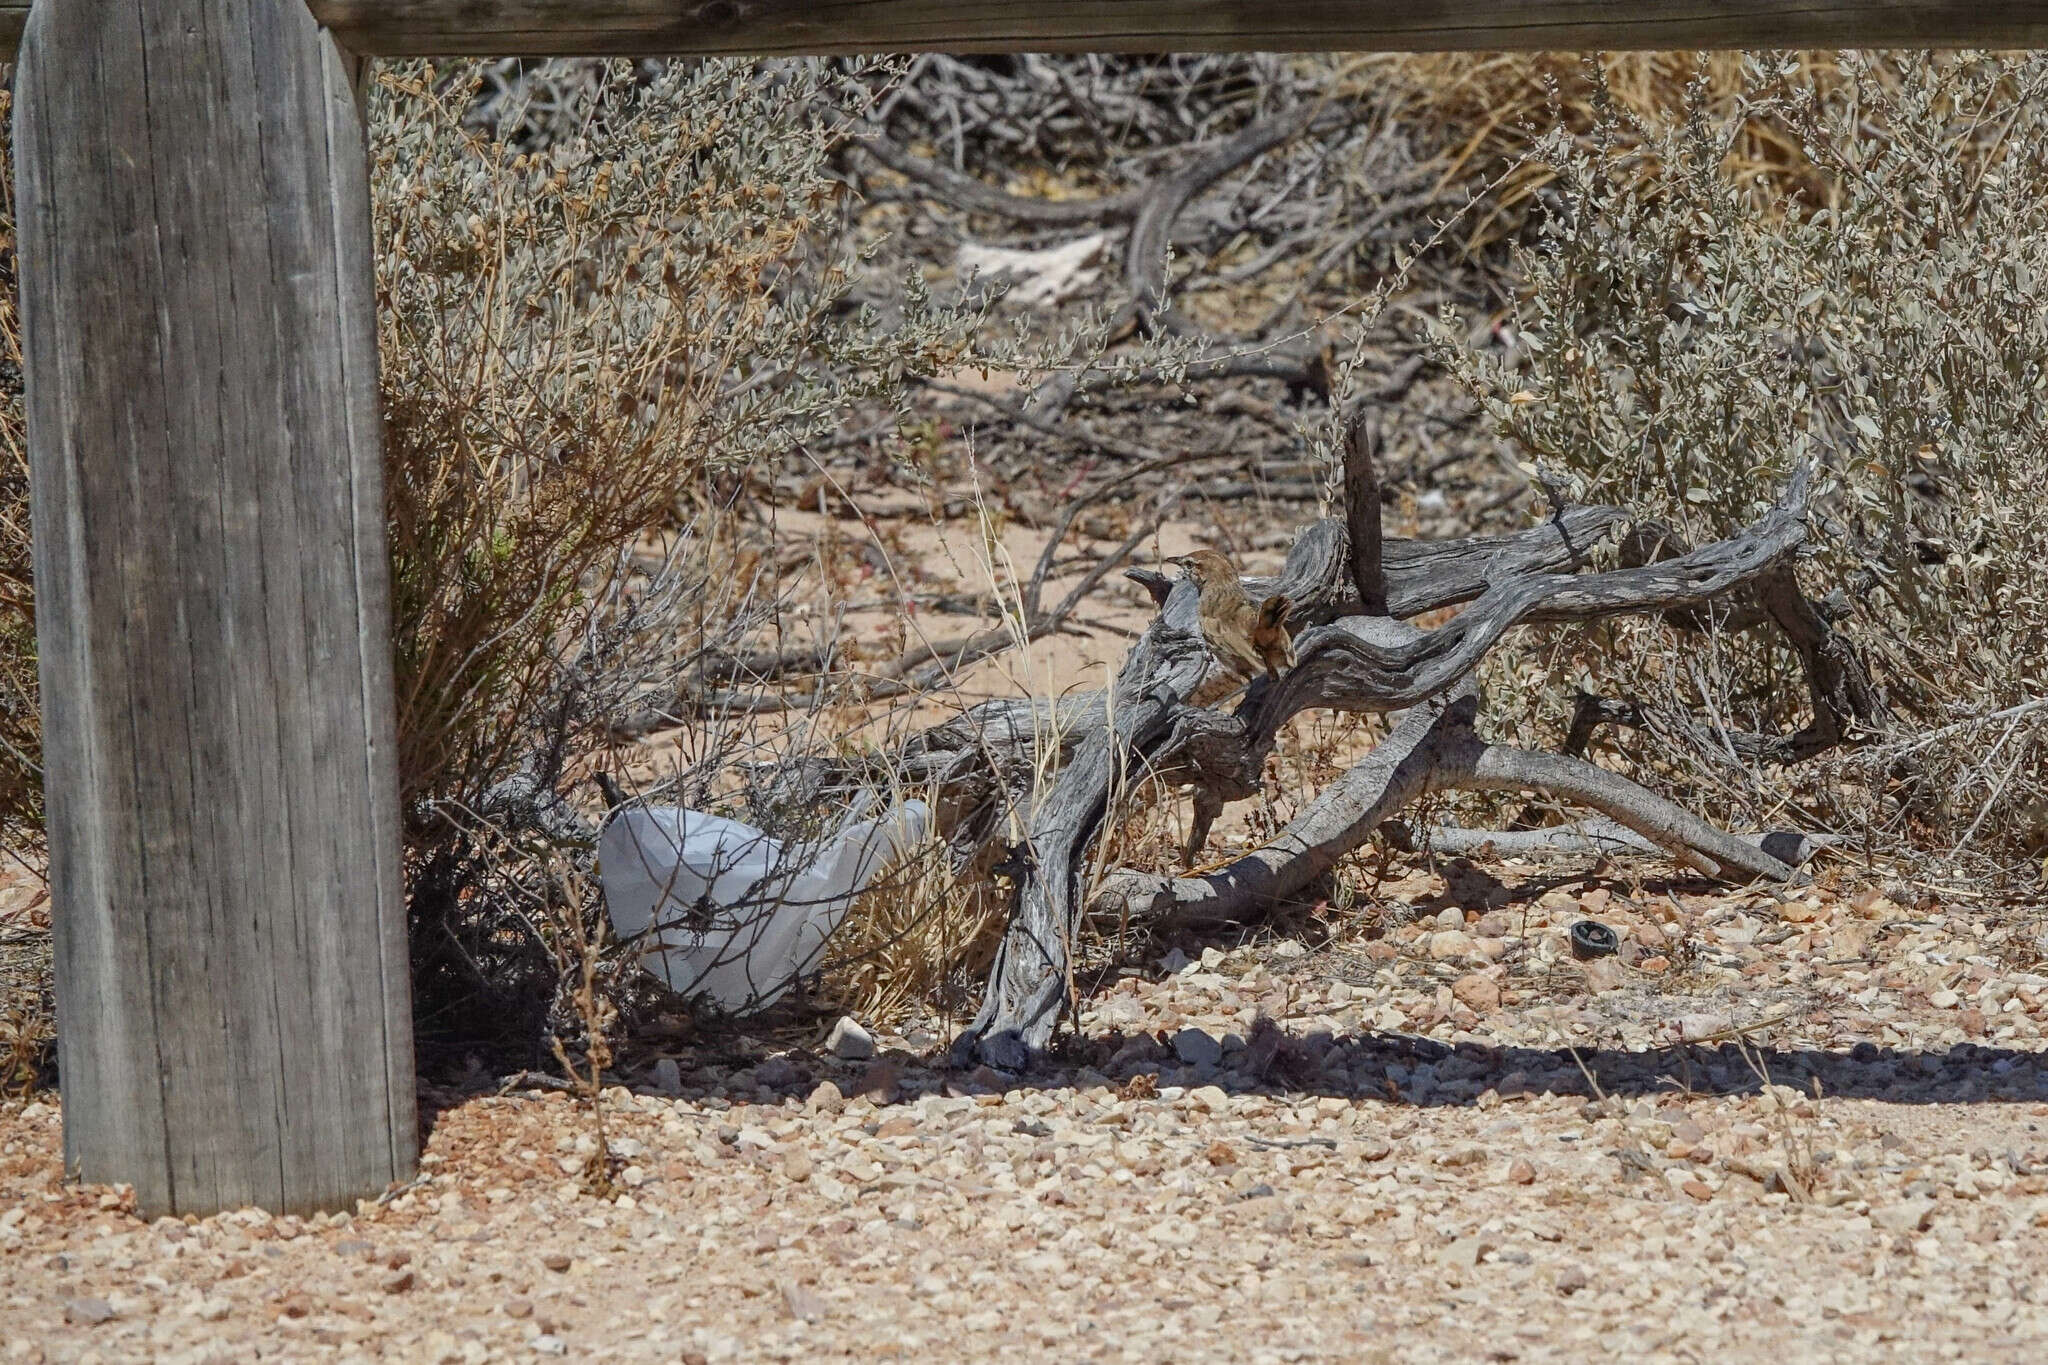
[1570,919,1619,960]
[990,841,1035,887]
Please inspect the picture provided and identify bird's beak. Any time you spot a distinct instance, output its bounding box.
[1163,555,1187,569]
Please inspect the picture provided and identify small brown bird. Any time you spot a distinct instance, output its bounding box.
[1168,548,1295,680]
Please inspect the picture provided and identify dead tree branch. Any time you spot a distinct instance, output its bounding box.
[950,461,1833,1067]
[1343,410,1387,615]
[1566,526,1889,766]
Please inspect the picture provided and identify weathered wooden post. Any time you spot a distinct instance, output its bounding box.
[13,0,415,1215]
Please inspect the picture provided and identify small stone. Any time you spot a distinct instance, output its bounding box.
[1507,1159,1537,1185]
[1435,905,1467,930]
[1681,1180,1713,1201]
[826,1016,876,1061]
[503,1298,534,1319]
[782,1147,814,1182]
[1582,958,1628,993]
[1200,946,1226,969]
[1929,989,1960,1009]
[531,1334,568,1356]
[1638,955,1671,973]
[781,1280,828,1323]
[1677,1012,1733,1042]
[1428,930,1475,961]
[1171,1028,1223,1069]
[1554,1266,1589,1296]
[858,1059,902,1101]
[63,1297,116,1326]
[754,1056,801,1089]
[1872,1199,1936,1235]
[649,1058,683,1093]
[1439,1234,1495,1269]
[1452,971,1501,1013]
[806,1080,845,1111]
[381,1269,415,1294]
[1160,947,1192,974]
[1189,1085,1230,1112]
[1270,938,1308,961]
[279,1292,313,1318]
[541,1252,572,1273]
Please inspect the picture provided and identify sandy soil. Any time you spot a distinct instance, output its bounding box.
[7,867,2048,1363]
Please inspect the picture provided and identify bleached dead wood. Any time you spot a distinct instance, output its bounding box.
[942,430,1868,1066]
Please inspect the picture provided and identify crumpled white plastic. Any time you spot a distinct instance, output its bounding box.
[598,795,930,1013]
[955,232,1108,307]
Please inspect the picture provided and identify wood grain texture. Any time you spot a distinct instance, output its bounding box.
[10,2,2048,59]
[1342,413,1387,616]
[15,0,416,1217]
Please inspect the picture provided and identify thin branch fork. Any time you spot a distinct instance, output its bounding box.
[1563,519,1890,767]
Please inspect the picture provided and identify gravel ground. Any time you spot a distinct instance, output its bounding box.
[6,865,2048,1363]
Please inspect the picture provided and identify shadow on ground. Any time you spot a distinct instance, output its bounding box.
[416,857,2048,1135]
[421,1033,2048,1141]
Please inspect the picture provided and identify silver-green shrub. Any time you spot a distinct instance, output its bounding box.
[1438,54,2048,866]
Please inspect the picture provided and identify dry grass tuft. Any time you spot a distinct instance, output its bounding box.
[1388,51,1846,187]
[823,838,1007,1030]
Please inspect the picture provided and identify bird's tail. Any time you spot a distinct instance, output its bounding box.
[1257,593,1296,665]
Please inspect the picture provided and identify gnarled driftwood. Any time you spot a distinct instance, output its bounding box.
[948,418,1857,1068]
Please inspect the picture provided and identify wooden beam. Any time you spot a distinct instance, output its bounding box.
[9,2,2048,59]
[14,0,416,1217]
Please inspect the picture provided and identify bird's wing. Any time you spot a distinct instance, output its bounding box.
[1210,621,1266,676]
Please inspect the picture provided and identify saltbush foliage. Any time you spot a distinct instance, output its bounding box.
[1444,54,2048,862]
